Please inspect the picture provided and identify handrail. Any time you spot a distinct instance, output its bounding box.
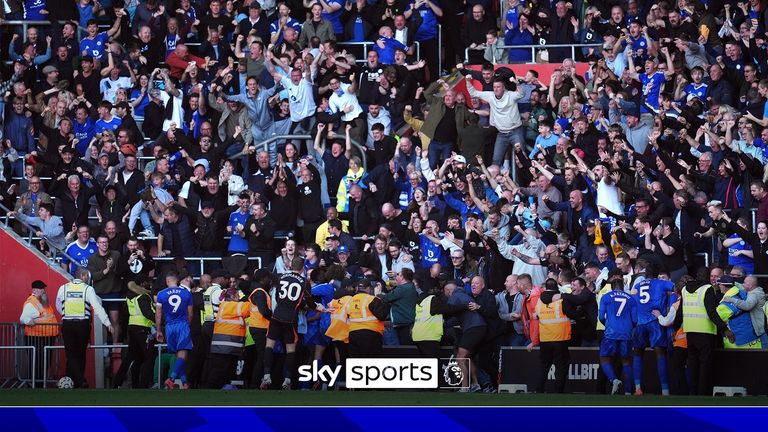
[0,201,80,269]
[153,256,263,276]
[464,43,603,64]
[254,134,368,171]
[336,41,420,64]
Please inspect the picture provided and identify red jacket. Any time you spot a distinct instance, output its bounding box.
[165,52,206,80]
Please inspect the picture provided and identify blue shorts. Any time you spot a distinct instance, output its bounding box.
[600,338,631,358]
[632,321,666,349]
[165,321,193,353]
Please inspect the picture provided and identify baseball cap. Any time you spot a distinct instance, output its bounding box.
[326,234,339,241]
[103,184,117,194]
[338,245,349,254]
[201,200,214,209]
[686,94,700,102]
[61,146,76,154]
[81,55,94,63]
[718,275,735,286]
[31,280,47,290]
[454,155,467,164]
[42,65,58,75]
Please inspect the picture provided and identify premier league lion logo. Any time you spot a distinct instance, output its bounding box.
[442,357,464,387]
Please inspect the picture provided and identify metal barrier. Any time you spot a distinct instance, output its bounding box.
[153,256,263,275]
[336,41,420,64]
[464,43,603,64]
[0,202,80,268]
[0,346,36,388]
[43,343,127,389]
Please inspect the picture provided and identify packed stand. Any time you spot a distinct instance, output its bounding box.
[4,0,768,395]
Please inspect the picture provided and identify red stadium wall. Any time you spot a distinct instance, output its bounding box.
[0,229,95,384]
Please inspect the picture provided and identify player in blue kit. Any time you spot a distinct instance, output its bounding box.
[631,269,674,396]
[599,271,638,395]
[155,272,193,390]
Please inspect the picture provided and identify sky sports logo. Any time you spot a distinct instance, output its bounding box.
[298,358,470,389]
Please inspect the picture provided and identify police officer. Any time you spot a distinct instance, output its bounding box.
[19,280,60,386]
[55,268,113,388]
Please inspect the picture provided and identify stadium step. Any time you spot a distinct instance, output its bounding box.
[498,384,528,394]
[712,386,747,397]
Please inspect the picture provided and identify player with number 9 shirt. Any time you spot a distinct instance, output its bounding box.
[261,257,313,390]
[155,272,194,390]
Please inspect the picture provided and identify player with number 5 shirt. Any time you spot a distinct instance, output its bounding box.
[631,273,674,395]
[156,272,193,390]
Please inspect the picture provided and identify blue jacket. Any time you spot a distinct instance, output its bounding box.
[3,111,35,154]
[545,199,598,245]
[448,290,485,331]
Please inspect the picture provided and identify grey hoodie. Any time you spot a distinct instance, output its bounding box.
[729,287,766,337]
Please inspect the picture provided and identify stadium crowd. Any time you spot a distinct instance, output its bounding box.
[4,0,768,395]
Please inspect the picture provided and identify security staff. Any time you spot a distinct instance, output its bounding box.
[412,285,468,359]
[112,278,155,388]
[346,279,390,358]
[55,268,113,388]
[206,288,250,389]
[19,280,60,386]
[247,269,273,389]
[325,279,356,366]
[535,278,574,393]
[674,279,729,396]
[198,269,228,384]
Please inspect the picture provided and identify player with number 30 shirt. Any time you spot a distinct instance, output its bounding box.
[261,257,313,390]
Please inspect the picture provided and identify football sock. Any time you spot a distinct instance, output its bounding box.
[263,347,274,375]
[633,355,643,389]
[285,352,296,380]
[600,362,617,382]
[622,364,633,394]
[657,356,670,395]
[170,357,184,380]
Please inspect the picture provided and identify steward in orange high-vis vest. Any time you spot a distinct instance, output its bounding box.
[534,278,574,394]
[206,288,250,389]
[346,278,390,359]
[247,272,273,389]
[19,280,60,386]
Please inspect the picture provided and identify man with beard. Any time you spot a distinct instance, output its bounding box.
[19,280,60,387]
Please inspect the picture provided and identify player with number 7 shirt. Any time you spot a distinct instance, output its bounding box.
[156,271,194,390]
[261,257,314,390]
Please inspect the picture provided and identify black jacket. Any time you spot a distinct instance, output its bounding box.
[246,214,277,253]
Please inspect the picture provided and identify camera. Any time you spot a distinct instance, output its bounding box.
[153,80,165,90]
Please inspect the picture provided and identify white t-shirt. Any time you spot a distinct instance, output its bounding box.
[100,77,133,103]
[280,75,316,122]
[596,177,623,216]
[328,83,363,122]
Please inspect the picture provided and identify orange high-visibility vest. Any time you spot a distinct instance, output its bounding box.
[211,301,250,355]
[535,298,571,342]
[673,327,688,349]
[248,288,272,329]
[325,295,352,342]
[23,295,59,337]
[347,293,384,335]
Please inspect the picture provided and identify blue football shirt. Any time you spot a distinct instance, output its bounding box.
[156,287,192,325]
[599,290,638,340]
